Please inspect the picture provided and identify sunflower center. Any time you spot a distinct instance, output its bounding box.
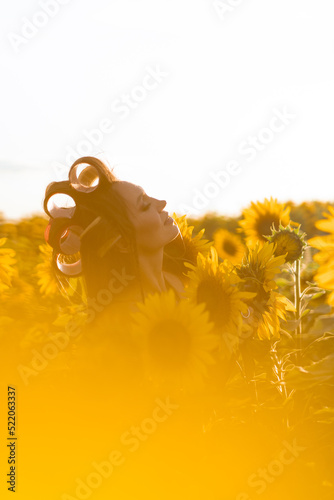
[222,240,237,256]
[196,278,232,328]
[256,214,281,239]
[272,232,303,262]
[148,320,191,368]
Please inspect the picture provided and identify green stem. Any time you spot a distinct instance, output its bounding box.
[240,343,258,410]
[271,345,290,429]
[295,259,302,360]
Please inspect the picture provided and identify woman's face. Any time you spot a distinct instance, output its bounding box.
[113,181,179,253]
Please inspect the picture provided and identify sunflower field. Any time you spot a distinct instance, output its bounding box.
[1,198,334,500]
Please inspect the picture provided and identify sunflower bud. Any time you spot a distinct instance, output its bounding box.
[266,224,307,263]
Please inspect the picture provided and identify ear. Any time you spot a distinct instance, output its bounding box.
[98,234,121,257]
[98,234,132,257]
[116,238,131,254]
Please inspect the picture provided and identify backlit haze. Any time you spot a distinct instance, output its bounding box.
[1,0,334,220]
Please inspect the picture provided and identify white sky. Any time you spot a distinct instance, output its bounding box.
[1,0,334,220]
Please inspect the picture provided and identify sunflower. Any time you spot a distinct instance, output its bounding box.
[266,223,307,263]
[0,277,35,322]
[236,242,293,339]
[309,206,334,305]
[131,289,219,391]
[36,244,71,297]
[238,197,291,247]
[20,322,51,349]
[185,247,255,354]
[213,228,246,264]
[0,238,16,293]
[52,302,89,330]
[172,214,212,262]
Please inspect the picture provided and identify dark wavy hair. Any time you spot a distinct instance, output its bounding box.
[43,156,187,302]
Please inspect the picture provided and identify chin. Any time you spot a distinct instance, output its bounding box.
[166,223,180,242]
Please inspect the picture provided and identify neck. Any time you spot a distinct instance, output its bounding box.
[137,249,167,295]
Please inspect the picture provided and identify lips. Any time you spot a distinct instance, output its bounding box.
[163,213,174,225]
[164,216,174,225]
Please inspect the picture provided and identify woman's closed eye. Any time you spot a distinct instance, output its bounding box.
[141,195,152,211]
[142,202,151,211]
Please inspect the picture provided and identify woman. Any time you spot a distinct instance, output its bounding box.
[43,155,196,395]
[42,159,221,500]
[43,156,186,312]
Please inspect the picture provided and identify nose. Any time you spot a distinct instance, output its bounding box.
[156,198,167,212]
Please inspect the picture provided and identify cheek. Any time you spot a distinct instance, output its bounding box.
[137,212,161,232]
[135,213,164,244]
